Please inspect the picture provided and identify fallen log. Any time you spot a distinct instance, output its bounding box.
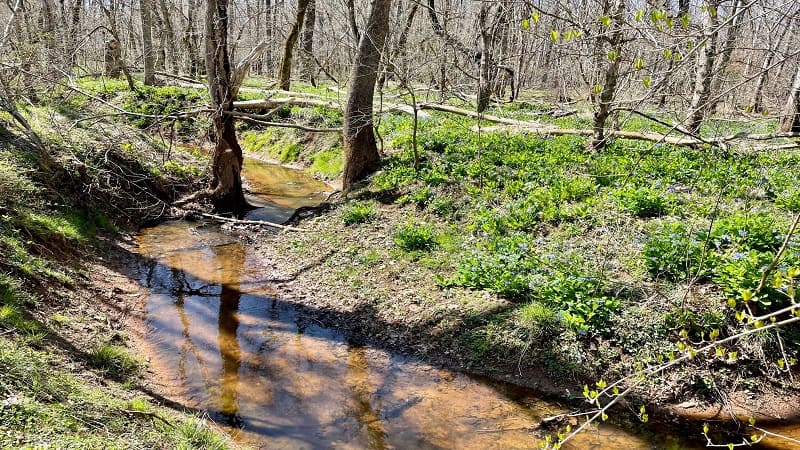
[232,95,431,120]
[473,124,705,147]
[199,213,308,232]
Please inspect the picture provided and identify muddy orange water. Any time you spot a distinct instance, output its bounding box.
[131,161,781,449]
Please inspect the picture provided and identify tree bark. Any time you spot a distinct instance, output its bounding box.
[686,0,720,134]
[477,4,494,113]
[140,0,156,85]
[780,63,800,133]
[276,0,311,91]
[300,0,316,85]
[346,0,360,46]
[157,0,178,74]
[184,0,203,76]
[206,0,248,214]
[708,0,744,114]
[342,0,392,193]
[591,0,625,151]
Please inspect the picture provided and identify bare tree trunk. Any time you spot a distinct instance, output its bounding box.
[346,0,359,46]
[158,0,178,74]
[140,0,156,85]
[105,39,123,77]
[153,4,167,71]
[184,0,203,76]
[477,4,494,113]
[100,3,137,91]
[342,0,392,192]
[709,0,744,114]
[686,0,720,134]
[750,23,791,113]
[276,0,311,91]
[66,0,80,67]
[591,0,625,151]
[300,0,316,85]
[378,3,418,92]
[780,64,800,133]
[206,0,248,214]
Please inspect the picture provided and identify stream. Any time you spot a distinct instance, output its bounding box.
[129,159,780,449]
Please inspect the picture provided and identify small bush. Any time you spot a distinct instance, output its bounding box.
[452,245,537,299]
[615,187,676,218]
[530,273,620,334]
[714,250,800,311]
[89,344,142,379]
[397,187,431,208]
[341,202,377,225]
[393,222,438,252]
[775,190,800,212]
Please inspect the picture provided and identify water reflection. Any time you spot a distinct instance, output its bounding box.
[345,346,388,449]
[215,243,243,428]
[135,221,708,450]
[132,163,708,449]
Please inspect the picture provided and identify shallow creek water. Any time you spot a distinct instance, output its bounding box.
[131,161,737,449]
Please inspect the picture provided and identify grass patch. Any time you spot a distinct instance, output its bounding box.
[342,201,378,225]
[89,344,142,379]
[309,147,343,179]
[393,222,438,252]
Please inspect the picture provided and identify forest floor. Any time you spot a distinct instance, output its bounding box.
[233,80,800,437]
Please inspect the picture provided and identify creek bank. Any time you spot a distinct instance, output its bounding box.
[229,163,799,449]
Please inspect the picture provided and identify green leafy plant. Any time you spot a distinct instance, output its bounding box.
[714,250,800,312]
[393,222,438,252]
[710,212,785,252]
[615,187,677,217]
[341,202,378,225]
[643,222,715,281]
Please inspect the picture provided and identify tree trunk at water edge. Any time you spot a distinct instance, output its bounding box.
[341,0,392,193]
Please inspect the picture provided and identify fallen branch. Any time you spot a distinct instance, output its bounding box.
[232,92,431,119]
[154,71,204,86]
[474,124,705,147]
[223,111,342,133]
[199,212,308,232]
[233,96,342,111]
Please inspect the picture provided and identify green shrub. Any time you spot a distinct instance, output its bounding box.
[451,241,537,299]
[397,187,431,208]
[518,301,563,341]
[662,308,725,342]
[615,187,676,218]
[775,190,800,212]
[341,202,377,225]
[714,250,800,311]
[530,273,620,334]
[393,222,438,252]
[643,222,716,281]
